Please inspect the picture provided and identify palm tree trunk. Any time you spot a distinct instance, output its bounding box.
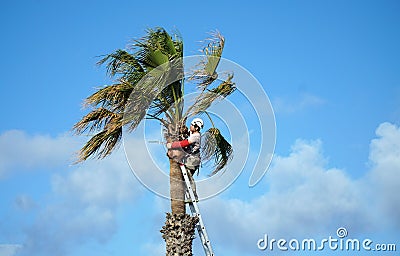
[160,158,199,255]
[169,158,185,214]
[161,212,198,255]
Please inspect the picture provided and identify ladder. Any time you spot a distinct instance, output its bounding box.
[179,164,215,256]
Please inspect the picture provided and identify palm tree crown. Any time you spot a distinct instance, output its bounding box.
[74,27,235,175]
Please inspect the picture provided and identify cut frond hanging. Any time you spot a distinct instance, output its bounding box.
[201,128,233,176]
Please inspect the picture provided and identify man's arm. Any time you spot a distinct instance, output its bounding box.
[167,139,190,149]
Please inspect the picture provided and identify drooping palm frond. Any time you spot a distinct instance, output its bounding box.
[73,108,120,134]
[185,73,235,118]
[74,111,123,162]
[84,80,134,112]
[77,127,122,162]
[201,127,233,175]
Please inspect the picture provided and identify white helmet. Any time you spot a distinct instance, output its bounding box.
[191,118,204,130]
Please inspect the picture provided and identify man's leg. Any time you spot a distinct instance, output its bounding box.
[185,166,198,201]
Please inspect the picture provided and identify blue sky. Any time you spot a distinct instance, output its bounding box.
[1,0,399,255]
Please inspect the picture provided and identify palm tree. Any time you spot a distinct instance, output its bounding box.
[73,27,235,255]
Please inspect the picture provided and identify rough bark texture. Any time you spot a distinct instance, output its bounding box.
[160,213,199,256]
[169,158,186,214]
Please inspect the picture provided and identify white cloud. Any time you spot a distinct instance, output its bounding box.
[366,122,400,229]
[0,244,22,256]
[199,122,400,254]
[0,130,78,178]
[18,148,145,256]
[0,129,152,256]
[52,153,136,208]
[202,139,364,254]
[3,122,400,256]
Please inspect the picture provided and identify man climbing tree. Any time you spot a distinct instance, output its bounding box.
[167,118,204,200]
[167,118,203,174]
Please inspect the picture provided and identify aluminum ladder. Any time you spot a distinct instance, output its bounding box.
[179,164,215,256]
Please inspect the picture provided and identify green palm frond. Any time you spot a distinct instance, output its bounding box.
[185,73,235,118]
[138,48,169,68]
[74,28,235,167]
[201,128,233,175]
[189,31,225,90]
[149,81,181,117]
[147,58,184,120]
[134,28,183,70]
[203,32,224,77]
[132,28,185,121]
[97,49,145,79]
[123,84,155,131]
[122,59,183,131]
[74,28,184,161]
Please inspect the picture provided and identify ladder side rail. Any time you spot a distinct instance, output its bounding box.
[179,164,214,256]
[187,202,213,256]
[190,202,213,255]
